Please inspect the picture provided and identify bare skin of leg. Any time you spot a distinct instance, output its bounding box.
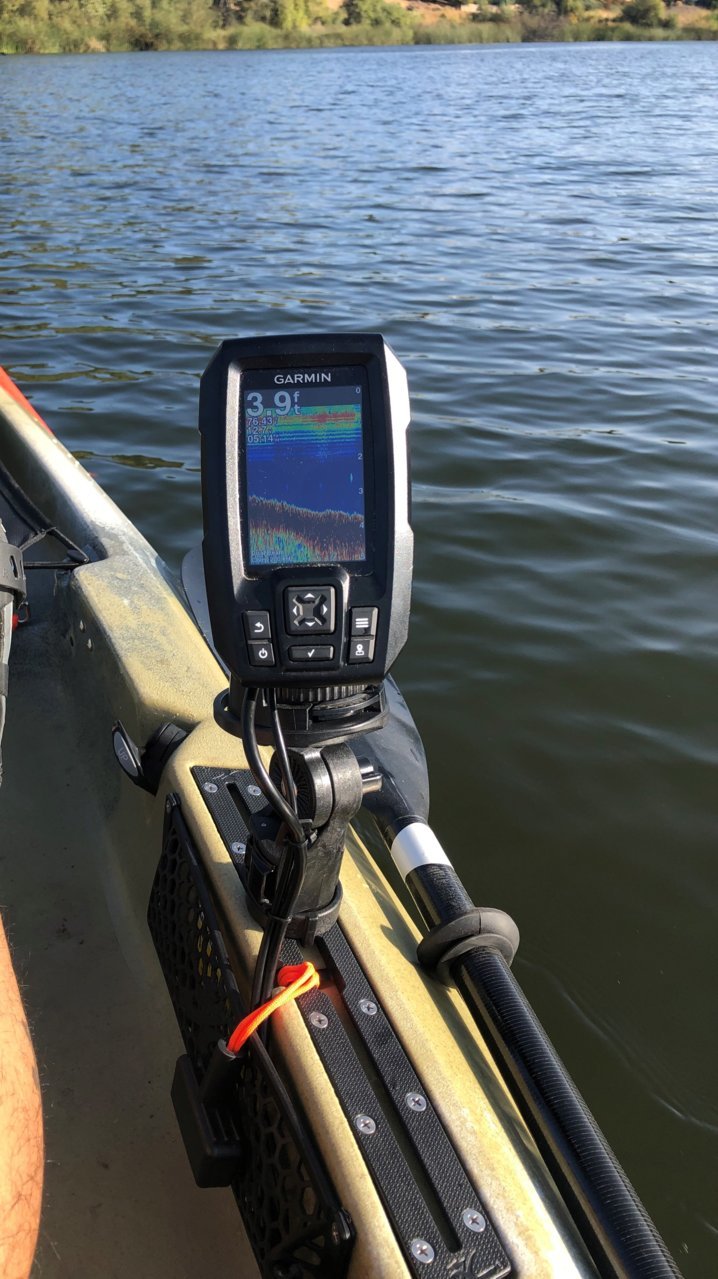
[0,923,43,1279]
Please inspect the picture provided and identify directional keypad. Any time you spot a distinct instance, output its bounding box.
[285,587,335,636]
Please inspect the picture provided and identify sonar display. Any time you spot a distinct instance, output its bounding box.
[243,381,367,566]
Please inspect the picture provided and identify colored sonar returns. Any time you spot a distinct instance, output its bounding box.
[244,383,366,566]
[248,497,365,565]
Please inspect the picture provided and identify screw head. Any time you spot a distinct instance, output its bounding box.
[231,841,246,856]
[248,784,262,797]
[309,1011,328,1029]
[406,1092,427,1112]
[462,1208,486,1234]
[410,1238,435,1264]
[86,637,93,651]
[203,782,218,794]
[359,998,377,1016]
[354,1114,376,1135]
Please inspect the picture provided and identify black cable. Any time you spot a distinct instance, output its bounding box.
[257,838,307,1008]
[243,687,308,1012]
[268,686,297,812]
[259,689,304,1008]
[249,1033,349,1240]
[250,918,273,1012]
[241,688,303,844]
[249,840,308,1013]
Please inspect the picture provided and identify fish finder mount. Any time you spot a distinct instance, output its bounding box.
[200,333,413,962]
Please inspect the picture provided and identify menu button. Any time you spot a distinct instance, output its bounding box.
[350,607,378,638]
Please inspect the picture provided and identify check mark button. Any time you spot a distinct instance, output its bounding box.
[289,645,333,663]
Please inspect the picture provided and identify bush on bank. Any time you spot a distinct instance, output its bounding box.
[0,0,716,53]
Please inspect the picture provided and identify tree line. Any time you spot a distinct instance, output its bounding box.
[1,0,716,54]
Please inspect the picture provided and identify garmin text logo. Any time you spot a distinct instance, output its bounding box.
[274,373,332,385]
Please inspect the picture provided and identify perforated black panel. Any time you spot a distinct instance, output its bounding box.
[148,797,353,1278]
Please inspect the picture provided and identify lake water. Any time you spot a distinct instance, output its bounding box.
[1,41,717,1275]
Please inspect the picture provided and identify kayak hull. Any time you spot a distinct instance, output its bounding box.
[0,376,595,1278]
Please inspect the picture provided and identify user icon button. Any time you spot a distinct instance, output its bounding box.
[348,637,375,663]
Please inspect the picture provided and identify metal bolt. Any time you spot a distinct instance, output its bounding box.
[79,620,85,632]
[410,1239,435,1265]
[462,1209,486,1234]
[86,638,93,651]
[165,798,172,814]
[354,1114,376,1135]
[231,841,246,856]
[248,784,262,797]
[358,998,377,1016]
[203,782,218,794]
[309,1011,328,1029]
[406,1092,427,1112]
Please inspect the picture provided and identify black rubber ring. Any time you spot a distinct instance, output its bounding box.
[417,908,520,984]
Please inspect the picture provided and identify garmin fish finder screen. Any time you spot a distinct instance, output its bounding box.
[242,373,367,567]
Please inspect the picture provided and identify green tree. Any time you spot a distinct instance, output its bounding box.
[343,0,411,25]
[621,0,664,22]
[271,0,309,27]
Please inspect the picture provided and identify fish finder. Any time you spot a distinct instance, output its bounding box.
[200,333,413,746]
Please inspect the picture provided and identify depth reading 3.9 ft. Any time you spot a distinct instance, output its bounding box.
[242,381,367,567]
[246,389,294,422]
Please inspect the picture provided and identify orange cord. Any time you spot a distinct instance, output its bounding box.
[226,961,320,1054]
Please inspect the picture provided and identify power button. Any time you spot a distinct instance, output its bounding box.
[248,641,275,666]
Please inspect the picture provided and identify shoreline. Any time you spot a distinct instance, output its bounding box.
[2,3,717,55]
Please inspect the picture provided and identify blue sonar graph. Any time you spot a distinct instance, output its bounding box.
[245,389,366,565]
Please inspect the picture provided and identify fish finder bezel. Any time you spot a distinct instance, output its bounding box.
[199,333,413,693]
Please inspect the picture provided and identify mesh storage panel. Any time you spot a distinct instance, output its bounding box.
[148,796,353,1279]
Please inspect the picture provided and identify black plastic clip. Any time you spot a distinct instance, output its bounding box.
[417,907,520,984]
[112,720,187,795]
[171,1041,244,1188]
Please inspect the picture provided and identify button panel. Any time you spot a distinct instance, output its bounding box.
[241,588,381,673]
